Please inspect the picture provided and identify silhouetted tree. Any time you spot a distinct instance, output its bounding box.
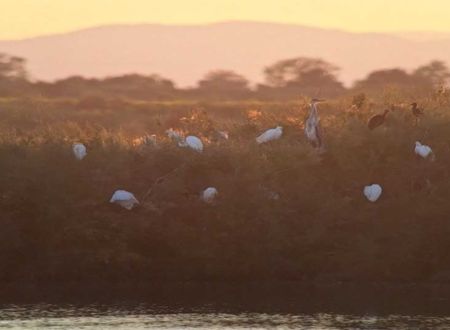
[0,53,32,96]
[0,53,27,80]
[38,76,100,97]
[196,70,251,100]
[101,74,176,100]
[413,60,450,87]
[260,57,345,99]
[263,57,337,87]
[353,69,416,90]
[37,74,177,100]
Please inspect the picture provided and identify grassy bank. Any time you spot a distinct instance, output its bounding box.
[1,94,450,284]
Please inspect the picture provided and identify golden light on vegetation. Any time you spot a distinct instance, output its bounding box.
[1,8,450,286]
[0,91,449,281]
[247,110,263,122]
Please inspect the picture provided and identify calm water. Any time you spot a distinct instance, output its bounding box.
[1,304,450,329]
[2,283,450,329]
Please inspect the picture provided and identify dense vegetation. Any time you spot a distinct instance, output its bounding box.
[1,52,449,100]
[1,91,450,285]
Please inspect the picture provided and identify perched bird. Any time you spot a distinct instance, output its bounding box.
[201,187,218,203]
[414,141,433,159]
[305,98,325,148]
[363,184,382,202]
[411,102,424,126]
[179,135,204,152]
[368,110,389,130]
[110,190,139,210]
[72,143,87,160]
[256,126,283,144]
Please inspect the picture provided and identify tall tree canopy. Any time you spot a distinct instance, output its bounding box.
[264,57,341,87]
[0,53,27,80]
[197,70,251,99]
[413,60,450,87]
[0,53,31,96]
[261,57,345,98]
[354,69,414,90]
[38,74,176,100]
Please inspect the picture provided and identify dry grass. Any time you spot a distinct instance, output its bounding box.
[0,92,450,283]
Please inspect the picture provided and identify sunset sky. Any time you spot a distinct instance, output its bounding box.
[2,0,450,40]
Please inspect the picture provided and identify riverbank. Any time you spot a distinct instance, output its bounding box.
[2,280,450,315]
[1,97,450,293]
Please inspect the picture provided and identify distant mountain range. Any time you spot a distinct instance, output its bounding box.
[1,21,450,87]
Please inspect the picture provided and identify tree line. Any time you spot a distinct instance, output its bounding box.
[0,53,449,101]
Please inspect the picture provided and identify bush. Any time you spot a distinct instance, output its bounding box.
[77,95,108,110]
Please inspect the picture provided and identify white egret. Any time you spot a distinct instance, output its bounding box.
[256,126,283,144]
[305,99,324,148]
[179,135,204,152]
[72,143,87,160]
[363,184,382,202]
[201,187,218,203]
[414,141,432,159]
[110,190,139,210]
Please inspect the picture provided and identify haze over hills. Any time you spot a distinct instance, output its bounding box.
[0,21,450,87]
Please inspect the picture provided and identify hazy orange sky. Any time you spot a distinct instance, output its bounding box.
[2,0,450,40]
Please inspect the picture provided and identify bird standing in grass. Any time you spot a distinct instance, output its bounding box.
[179,135,204,152]
[72,143,87,160]
[305,98,324,148]
[256,126,283,144]
[414,141,433,159]
[110,190,139,210]
[167,129,204,152]
[363,184,382,202]
[368,109,389,130]
[201,187,218,203]
[411,102,424,126]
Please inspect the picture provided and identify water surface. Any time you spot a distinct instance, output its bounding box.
[1,304,450,329]
[2,282,450,329]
